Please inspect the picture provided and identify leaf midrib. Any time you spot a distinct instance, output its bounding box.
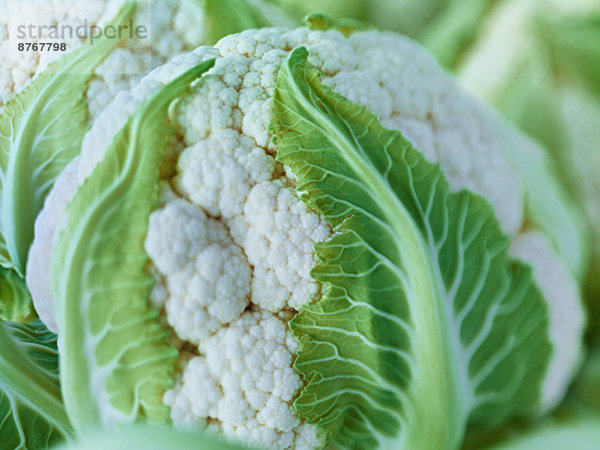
[286,67,467,447]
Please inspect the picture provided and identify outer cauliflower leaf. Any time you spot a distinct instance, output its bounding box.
[50,58,216,431]
[27,48,219,332]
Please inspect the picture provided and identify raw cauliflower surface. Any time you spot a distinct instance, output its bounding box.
[145,192,252,343]
[27,27,584,449]
[164,311,322,449]
[0,0,209,119]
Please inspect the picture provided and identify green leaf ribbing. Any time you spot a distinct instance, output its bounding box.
[271,47,551,449]
[51,58,216,432]
[0,266,35,322]
[0,319,74,449]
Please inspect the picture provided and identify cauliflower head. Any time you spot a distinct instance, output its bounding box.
[26,27,586,449]
[452,0,600,297]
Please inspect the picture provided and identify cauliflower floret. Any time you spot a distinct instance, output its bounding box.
[164,311,322,450]
[145,198,227,276]
[145,197,251,343]
[175,129,276,219]
[242,180,331,311]
[165,243,250,341]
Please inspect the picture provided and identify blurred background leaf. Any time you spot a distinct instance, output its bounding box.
[53,425,257,450]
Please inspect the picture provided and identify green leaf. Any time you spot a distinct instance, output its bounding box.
[271,47,552,449]
[54,425,257,450]
[0,319,74,448]
[488,414,600,450]
[540,14,600,98]
[0,266,35,322]
[202,0,281,44]
[0,2,136,276]
[51,58,216,432]
[275,0,369,23]
[303,13,370,37]
[420,0,499,69]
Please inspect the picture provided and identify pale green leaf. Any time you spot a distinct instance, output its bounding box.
[202,0,289,44]
[0,2,136,276]
[540,14,600,98]
[0,319,74,449]
[489,415,600,450]
[55,425,257,450]
[51,58,215,432]
[271,47,552,449]
[0,266,35,322]
[420,0,498,68]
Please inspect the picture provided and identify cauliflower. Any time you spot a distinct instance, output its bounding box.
[447,0,600,296]
[0,0,254,292]
[145,191,252,343]
[0,0,213,119]
[0,0,294,118]
[26,26,586,450]
[164,311,322,449]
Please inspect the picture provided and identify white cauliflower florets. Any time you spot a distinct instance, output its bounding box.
[145,196,251,343]
[175,129,276,219]
[27,27,585,449]
[164,311,321,450]
[243,180,331,311]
